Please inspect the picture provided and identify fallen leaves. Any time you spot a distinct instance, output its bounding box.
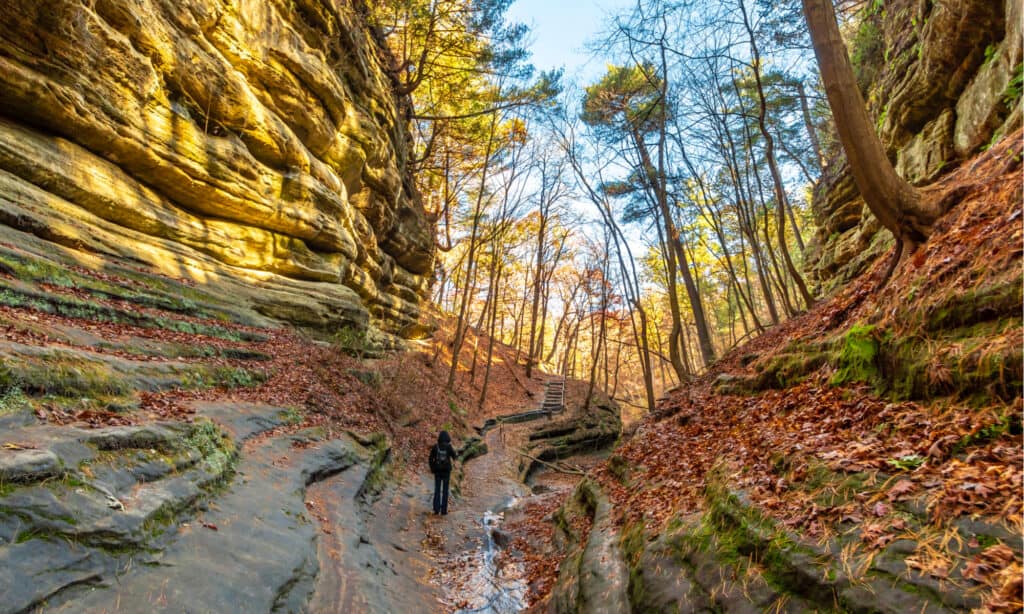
[963,543,1017,583]
[585,139,1023,610]
[886,479,916,501]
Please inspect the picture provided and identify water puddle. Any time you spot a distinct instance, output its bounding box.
[452,500,529,614]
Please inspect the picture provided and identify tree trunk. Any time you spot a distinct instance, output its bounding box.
[802,0,936,250]
[525,206,547,379]
[738,1,815,309]
[796,81,824,170]
[478,260,503,409]
[447,114,498,391]
[652,211,690,380]
[631,127,716,367]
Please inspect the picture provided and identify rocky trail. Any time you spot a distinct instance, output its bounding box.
[0,242,611,614]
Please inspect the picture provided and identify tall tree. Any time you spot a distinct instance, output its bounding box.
[582,62,716,368]
[801,0,941,271]
[525,146,569,377]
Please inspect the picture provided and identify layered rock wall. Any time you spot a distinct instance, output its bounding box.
[808,0,1021,291]
[0,0,434,335]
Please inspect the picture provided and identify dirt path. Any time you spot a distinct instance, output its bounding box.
[302,419,543,613]
[428,421,534,612]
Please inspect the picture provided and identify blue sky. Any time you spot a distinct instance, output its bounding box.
[506,0,634,83]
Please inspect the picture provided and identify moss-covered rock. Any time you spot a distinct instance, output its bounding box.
[830,324,881,387]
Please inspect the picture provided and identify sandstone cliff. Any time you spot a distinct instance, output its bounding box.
[0,0,434,337]
[808,0,1021,291]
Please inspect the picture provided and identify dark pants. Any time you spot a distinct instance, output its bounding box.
[433,472,450,514]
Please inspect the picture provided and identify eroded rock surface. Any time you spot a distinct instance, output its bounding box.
[0,0,433,337]
[0,403,385,613]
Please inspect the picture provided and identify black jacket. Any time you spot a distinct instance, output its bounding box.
[429,431,457,474]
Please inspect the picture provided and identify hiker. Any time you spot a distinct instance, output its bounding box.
[428,430,457,515]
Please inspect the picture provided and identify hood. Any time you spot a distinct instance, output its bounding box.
[438,430,451,445]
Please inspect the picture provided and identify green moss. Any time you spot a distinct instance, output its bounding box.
[759,350,831,390]
[620,519,648,609]
[182,366,267,390]
[0,479,17,497]
[851,10,884,93]
[830,324,880,387]
[885,454,924,471]
[790,460,872,507]
[142,501,180,538]
[0,249,218,317]
[182,419,237,475]
[1,355,130,399]
[278,407,303,425]
[0,279,265,342]
[0,252,75,286]
[951,412,1022,454]
[608,454,631,485]
[923,281,1022,332]
[342,432,389,499]
[458,438,488,462]
[703,471,839,604]
[15,529,51,544]
[0,384,29,416]
[333,326,373,358]
[976,534,1001,549]
[1004,62,1023,107]
[881,326,1022,402]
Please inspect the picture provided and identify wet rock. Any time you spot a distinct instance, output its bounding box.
[83,424,179,451]
[0,539,113,613]
[35,421,375,613]
[492,528,512,549]
[547,480,630,614]
[519,391,621,483]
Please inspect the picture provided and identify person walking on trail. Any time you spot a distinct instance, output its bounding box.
[429,430,457,515]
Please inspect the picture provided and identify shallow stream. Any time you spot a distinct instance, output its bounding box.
[452,499,529,614]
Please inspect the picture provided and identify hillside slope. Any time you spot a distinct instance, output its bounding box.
[533,134,1022,612]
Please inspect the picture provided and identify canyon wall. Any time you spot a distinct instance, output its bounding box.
[808,0,1021,291]
[0,0,434,336]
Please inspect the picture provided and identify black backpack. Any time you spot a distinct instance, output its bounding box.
[431,444,451,473]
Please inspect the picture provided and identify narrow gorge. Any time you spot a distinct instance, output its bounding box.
[0,0,1020,613]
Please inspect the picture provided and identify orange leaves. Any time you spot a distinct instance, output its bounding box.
[980,559,1024,613]
[963,542,1020,612]
[886,479,916,501]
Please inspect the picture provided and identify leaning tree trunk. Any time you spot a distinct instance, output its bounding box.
[802,0,940,252]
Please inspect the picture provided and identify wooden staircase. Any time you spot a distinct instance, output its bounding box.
[541,377,565,416]
[477,376,566,434]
